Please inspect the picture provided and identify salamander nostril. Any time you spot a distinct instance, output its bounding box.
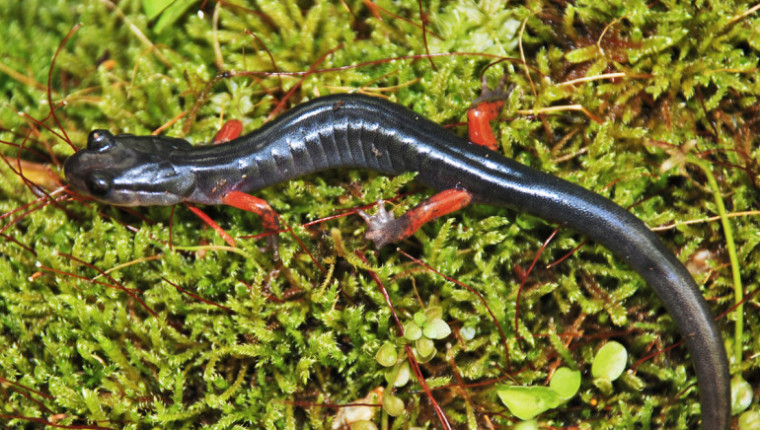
[86,171,112,197]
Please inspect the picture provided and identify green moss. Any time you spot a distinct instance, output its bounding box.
[1,0,759,429]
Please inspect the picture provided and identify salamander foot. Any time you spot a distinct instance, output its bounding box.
[357,200,408,249]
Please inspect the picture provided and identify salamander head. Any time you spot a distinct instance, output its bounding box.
[64,130,196,206]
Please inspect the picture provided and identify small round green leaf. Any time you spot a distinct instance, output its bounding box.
[416,337,436,362]
[593,377,614,396]
[375,342,397,367]
[422,318,451,340]
[404,321,422,341]
[739,410,760,430]
[731,376,753,415]
[591,341,627,381]
[460,325,476,340]
[382,393,405,417]
[392,362,410,387]
[350,421,378,430]
[424,306,443,321]
[514,420,539,430]
[496,385,561,420]
[549,367,581,400]
[413,311,426,326]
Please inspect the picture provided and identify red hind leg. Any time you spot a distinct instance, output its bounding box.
[357,188,473,248]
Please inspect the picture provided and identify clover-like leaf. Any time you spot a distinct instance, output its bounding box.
[385,362,411,387]
[513,420,539,430]
[422,318,451,340]
[496,385,561,420]
[382,393,405,417]
[591,341,627,381]
[731,375,753,415]
[350,421,378,430]
[375,342,397,368]
[404,321,422,341]
[415,337,436,363]
[549,367,581,400]
[413,311,426,327]
[424,306,443,321]
[739,410,760,430]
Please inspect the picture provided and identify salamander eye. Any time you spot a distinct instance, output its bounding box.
[87,129,114,152]
[86,171,112,197]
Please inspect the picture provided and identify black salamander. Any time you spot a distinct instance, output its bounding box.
[64,94,730,429]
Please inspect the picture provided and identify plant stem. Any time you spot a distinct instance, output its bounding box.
[689,157,743,364]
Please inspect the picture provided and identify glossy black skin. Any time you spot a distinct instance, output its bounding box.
[64,94,729,429]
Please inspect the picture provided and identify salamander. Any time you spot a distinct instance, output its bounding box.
[63,93,729,429]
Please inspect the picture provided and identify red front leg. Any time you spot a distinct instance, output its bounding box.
[467,77,511,150]
[182,120,247,249]
[212,119,243,144]
[222,191,281,258]
[467,100,504,151]
[357,188,473,248]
